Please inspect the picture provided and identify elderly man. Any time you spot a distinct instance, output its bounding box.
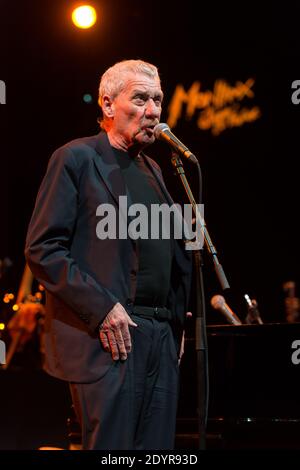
[25,59,192,450]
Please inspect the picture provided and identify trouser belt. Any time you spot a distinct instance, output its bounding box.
[132,305,174,322]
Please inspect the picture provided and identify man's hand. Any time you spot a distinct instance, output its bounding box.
[99,302,138,361]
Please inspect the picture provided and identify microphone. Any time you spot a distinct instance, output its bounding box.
[210,295,242,325]
[244,294,263,325]
[154,123,198,164]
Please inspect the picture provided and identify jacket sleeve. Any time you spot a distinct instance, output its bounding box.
[25,145,118,333]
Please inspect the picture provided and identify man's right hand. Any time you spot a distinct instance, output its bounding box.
[99,302,137,361]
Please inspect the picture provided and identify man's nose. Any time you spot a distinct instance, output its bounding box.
[145,99,161,117]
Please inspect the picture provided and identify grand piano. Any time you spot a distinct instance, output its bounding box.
[177,322,300,449]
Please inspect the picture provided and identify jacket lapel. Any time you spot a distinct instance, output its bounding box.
[93,131,136,247]
[141,153,174,206]
[142,152,191,238]
[93,131,127,206]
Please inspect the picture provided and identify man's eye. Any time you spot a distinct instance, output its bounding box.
[134,95,146,103]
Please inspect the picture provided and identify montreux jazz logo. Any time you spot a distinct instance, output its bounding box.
[167,78,261,135]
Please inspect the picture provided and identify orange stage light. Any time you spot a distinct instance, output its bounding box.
[72,5,97,29]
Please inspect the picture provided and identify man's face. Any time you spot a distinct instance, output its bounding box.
[107,72,163,149]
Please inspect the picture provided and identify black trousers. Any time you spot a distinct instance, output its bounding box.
[69,315,179,450]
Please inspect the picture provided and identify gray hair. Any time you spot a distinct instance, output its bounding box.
[98,59,160,129]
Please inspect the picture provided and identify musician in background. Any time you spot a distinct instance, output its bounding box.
[283,281,300,323]
[5,263,45,369]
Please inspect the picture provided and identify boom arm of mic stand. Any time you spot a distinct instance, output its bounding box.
[170,153,230,290]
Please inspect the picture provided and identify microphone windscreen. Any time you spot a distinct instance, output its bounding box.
[154,123,169,139]
[211,295,225,310]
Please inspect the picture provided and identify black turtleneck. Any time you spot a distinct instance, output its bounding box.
[113,147,173,307]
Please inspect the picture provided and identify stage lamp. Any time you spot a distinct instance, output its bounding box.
[72,5,97,29]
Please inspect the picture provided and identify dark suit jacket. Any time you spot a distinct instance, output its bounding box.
[25,131,192,383]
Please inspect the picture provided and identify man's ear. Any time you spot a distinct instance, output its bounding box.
[102,95,114,118]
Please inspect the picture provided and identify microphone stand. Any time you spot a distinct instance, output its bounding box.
[170,152,229,450]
